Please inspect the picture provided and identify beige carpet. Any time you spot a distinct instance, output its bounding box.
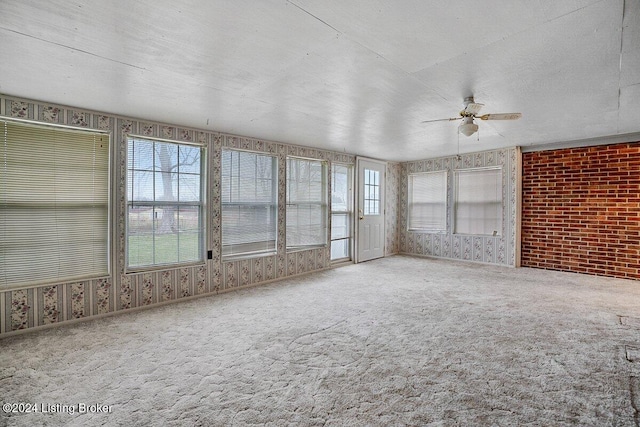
[1,255,640,426]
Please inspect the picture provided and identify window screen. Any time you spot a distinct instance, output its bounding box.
[408,170,447,232]
[127,136,205,268]
[286,157,328,250]
[0,119,109,288]
[455,167,502,236]
[221,150,277,259]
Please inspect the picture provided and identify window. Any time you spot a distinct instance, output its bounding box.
[221,150,277,259]
[0,119,109,288]
[286,157,328,250]
[408,171,447,232]
[454,167,502,236]
[363,168,380,215]
[331,164,352,261]
[127,136,205,269]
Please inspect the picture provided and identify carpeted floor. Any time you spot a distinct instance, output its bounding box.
[1,255,640,426]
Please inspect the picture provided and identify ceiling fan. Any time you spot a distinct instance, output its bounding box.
[422,96,522,137]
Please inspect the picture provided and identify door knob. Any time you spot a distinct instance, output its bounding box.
[359,209,364,220]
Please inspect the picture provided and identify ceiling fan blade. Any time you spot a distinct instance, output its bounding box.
[464,102,484,115]
[478,113,522,121]
[421,117,462,124]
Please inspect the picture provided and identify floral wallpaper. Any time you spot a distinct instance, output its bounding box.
[8,289,32,331]
[95,279,112,315]
[39,285,60,325]
[0,95,355,336]
[398,148,521,266]
[68,282,87,320]
[0,95,517,336]
[385,162,401,256]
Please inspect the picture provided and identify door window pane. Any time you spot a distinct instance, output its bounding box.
[363,169,380,215]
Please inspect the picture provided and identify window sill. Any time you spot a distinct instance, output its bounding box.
[286,245,327,253]
[125,260,206,275]
[452,233,502,237]
[0,273,111,292]
[222,251,277,263]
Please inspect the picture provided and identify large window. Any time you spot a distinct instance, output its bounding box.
[408,170,447,232]
[454,167,502,236]
[286,157,328,250]
[331,164,352,260]
[221,150,277,259]
[0,119,109,287]
[127,136,205,269]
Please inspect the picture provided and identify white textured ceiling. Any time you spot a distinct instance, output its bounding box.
[1,0,639,161]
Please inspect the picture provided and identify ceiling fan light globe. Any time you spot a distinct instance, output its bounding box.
[459,122,478,137]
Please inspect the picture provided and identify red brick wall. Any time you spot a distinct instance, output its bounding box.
[521,142,640,279]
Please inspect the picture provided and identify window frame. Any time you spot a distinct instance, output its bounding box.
[454,166,503,236]
[407,170,448,233]
[330,163,353,262]
[0,117,111,289]
[221,149,278,261]
[286,156,329,252]
[125,134,206,272]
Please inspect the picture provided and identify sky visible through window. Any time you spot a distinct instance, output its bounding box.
[128,138,201,203]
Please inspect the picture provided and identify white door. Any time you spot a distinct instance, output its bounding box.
[356,157,385,263]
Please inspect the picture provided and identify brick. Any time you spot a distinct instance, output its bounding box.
[521,141,640,280]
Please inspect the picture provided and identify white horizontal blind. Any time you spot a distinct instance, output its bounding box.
[221,150,277,258]
[0,119,109,288]
[408,170,447,231]
[287,157,327,249]
[455,167,502,236]
[127,137,205,268]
